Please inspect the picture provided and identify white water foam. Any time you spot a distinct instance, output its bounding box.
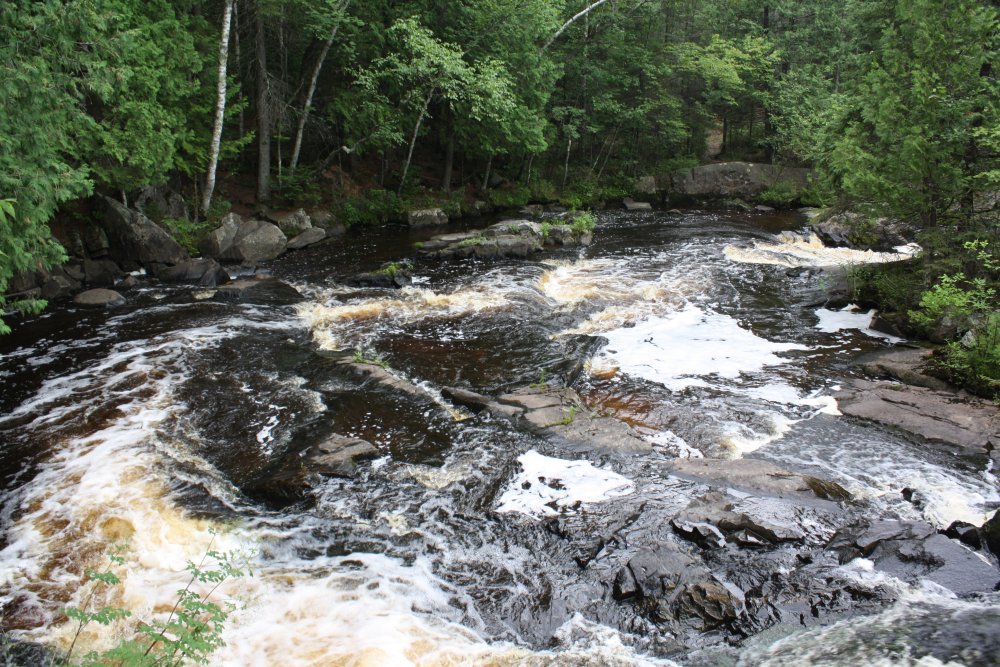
[815,304,904,342]
[724,232,920,268]
[496,450,635,519]
[596,305,808,392]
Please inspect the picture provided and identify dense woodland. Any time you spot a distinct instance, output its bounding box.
[1,0,999,390]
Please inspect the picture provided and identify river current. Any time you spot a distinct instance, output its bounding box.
[1,209,998,665]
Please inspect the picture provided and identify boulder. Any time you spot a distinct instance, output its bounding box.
[40,274,78,301]
[347,261,412,288]
[74,288,125,307]
[199,212,242,258]
[286,227,328,250]
[82,225,111,258]
[754,205,776,213]
[982,510,1000,558]
[811,210,916,252]
[212,278,303,305]
[304,434,379,477]
[96,195,188,268]
[666,458,851,502]
[83,258,123,286]
[669,162,811,201]
[150,259,229,287]
[135,185,188,221]
[222,219,287,264]
[635,175,658,195]
[416,218,590,261]
[271,208,312,235]
[407,208,449,227]
[623,198,652,211]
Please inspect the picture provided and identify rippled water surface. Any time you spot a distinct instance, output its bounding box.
[1,209,997,665]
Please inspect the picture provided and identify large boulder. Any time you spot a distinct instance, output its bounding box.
[134,185,189,221]
[270,208,312,235]
[669,162,811,201]
[407,208,449,227]
[304,434,379,477]
[212,278,303,305]
[199,212,242,258]
[74,288,125,307]
[96,195,188,269]
[286,227,327,250]
[149,258,229,287]
[229,219,287,264]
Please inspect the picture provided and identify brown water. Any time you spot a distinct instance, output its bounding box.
[1,209,997,666]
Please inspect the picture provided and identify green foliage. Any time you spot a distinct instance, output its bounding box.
[568,212,596,235]
[375,260,412,278]
[335,190,402,227]
[352,347,389,368]
[758,183,800,208]
[160,218,214,257]
[59,540,250,667]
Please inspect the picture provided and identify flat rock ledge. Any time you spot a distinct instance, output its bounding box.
[417,216,592,261]
[836,348,999,455]
[444,385,651,454]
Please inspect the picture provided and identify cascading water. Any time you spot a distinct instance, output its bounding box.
[1,209,997,666]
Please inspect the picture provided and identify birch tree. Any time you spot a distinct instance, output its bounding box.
[202,0,235,217]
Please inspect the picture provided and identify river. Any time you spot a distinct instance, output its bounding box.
[1,209,998,666]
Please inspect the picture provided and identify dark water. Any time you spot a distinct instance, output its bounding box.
[0,209,997,665]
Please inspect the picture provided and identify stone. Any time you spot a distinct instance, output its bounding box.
[287,227,327,250]
[623,198,652,211]
[40,274,77,300]
[441,386,494,412]
[519,204,544,218]
[754,205,776,213]
[199,212,242,258]
[304,434,379,478]
[635,175,658,195]
[96,195,188,268]
[135,185,188,221]
[150,258,229,287]
[666,458,851,502]
[309,210,333,226]
[944,520,982,550]
[82,225,111,258]
[212,279,304,305]
[669,162,811,200]
[858,347,951,392]
[348,261,413,288]
[272,208,312,235]
[222,219,287,264]
[83,258,123,286]
[74,288,125,307]
[982,509,1000,558]
[407,208,449,227]
[834,379,1000,452]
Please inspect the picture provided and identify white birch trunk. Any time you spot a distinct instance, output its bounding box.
[202,0,235,218]
[540,0,612,54]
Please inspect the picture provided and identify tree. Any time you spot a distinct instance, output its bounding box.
[203,0,236,217]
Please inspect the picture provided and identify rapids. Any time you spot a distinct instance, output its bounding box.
[1,209,997,666]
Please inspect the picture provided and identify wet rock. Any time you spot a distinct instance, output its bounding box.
[96,195,188,268]
[304,434,379,477]
[827,519,1000,595]
[270,208,312,235]
[212,278,303,305]
[347,260,412,288]
[83,225,111,258]
[74,288,125,307]
[407,208,448,227]
[671,519,727,549]
[834,379,1000,452]
[811,210,916,251]
[754,205,776,213]
[623,198,652,211]
[441,386,494,412]
[519,204,544,218]
[495,386,652,454]
[83,258,124,286]
[135,184,188,221]
[666,458,851,502]
[418,218,590,261]
[119,275,140,290]
[287,227,327,250]
[150,258,230,287]
[944,520,982,550]
[614,541,745,628]
[982,510,1000,558]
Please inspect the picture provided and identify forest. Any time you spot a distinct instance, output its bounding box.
[1,0,999,389]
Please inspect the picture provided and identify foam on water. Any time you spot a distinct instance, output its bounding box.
[724,232,920,268]
[815,304,904,342]
[595,305,807,392]
[496,450,635,519]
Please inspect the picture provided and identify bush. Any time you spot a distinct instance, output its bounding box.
[160,217,214,256]
[335,189,402,227]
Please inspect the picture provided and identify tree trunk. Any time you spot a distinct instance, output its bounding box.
[289,2,347,175]
[202,0,234,218]
[441,121,455,192]
[255,1,271,204]
[540,0,612,54]
[234,0,244,138]
[483,154,493,191]
[562,137,573,189]
[398,88,434,196]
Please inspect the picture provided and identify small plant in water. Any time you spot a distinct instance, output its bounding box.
[353,347,389,369]
[58,534,251,667]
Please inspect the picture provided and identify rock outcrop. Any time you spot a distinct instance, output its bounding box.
[417,216,592,261]
[407,208,449,227]
[200,213,288,264]
[668,162,811,201]
[96,195,188,269]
